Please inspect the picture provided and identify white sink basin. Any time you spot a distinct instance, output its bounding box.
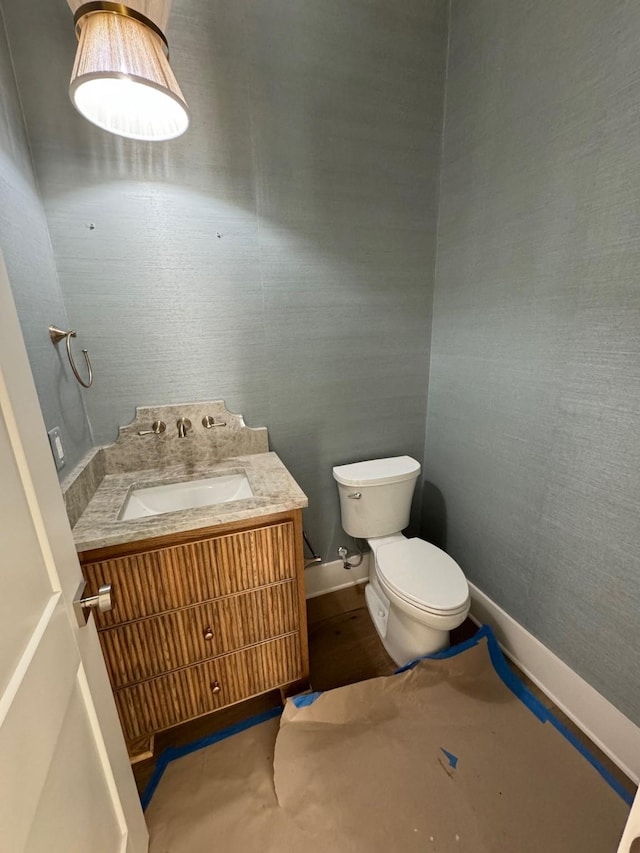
[119,472,254,521]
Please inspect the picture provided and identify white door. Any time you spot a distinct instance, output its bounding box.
[0,253,148,853]
[618,793,640,852]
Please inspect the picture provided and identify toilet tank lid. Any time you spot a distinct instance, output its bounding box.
[332,456,421,487]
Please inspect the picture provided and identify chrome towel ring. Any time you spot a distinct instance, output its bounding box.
[49,325,93,388]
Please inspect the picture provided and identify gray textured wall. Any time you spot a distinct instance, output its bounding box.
[3,0,639,725]
[0,7,92,475]
[424,0,640,723]
[3,0,448,559]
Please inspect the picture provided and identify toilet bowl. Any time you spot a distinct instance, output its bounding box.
[332,456,470,665]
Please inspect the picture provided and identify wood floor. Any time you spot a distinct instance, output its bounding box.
[133,584,637,802]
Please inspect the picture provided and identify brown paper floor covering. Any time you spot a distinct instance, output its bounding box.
[146,637,628,852]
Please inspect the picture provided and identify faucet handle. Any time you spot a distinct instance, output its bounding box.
[177,417,192,438]
[202,415,227,429]
[138,420,166,436]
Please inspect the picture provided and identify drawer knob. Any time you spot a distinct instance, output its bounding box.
[211,680,221,694]
[203,627,214,641]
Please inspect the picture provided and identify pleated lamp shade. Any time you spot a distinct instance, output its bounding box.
[69,7,189,141]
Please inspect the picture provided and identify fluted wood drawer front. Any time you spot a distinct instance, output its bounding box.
[114,634,302,741]
[83,521,296,627]
[100,581,300,688]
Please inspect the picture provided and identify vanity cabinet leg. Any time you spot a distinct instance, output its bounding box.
[128,734,155,764]
[279,678,311,705]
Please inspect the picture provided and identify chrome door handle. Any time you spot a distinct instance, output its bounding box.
[348,492,362,499]
[73,580,113,626]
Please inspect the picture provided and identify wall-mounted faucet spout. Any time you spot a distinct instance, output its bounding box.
[176,417,192,438]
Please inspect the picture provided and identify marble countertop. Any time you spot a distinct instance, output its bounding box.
[72,452,308,553]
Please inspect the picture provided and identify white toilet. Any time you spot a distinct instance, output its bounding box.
[332,455,470,666]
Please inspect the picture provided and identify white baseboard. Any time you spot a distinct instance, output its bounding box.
[469,581,640,784]
[304,555,370,600]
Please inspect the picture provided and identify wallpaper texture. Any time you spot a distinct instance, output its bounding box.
[4,0,638,727]
[424,0,640,724]
[2,0,448,560]
[0,7,92,475]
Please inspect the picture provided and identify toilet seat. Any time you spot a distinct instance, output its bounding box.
[375,538,469,616]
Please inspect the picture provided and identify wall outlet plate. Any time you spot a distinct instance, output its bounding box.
[47,426,65,471]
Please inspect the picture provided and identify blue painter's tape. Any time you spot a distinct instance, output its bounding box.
[479,626,632,805]
[140,705,282,811]
[395,627,489,673]
[397,625,633,806]
[292,691,323,708]
[440,748,459,770]
[140,624,634,811]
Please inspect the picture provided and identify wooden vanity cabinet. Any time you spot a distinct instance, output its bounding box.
[79,510,309,758]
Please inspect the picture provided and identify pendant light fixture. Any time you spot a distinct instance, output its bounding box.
[67,1,189,141]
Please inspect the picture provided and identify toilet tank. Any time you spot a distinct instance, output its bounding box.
[332,456,421,538]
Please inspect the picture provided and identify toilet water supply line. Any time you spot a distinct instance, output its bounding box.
[303,530,365,570]
[337,539,365,571]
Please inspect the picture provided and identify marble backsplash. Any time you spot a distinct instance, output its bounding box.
[62,401,269,526]
[62,447,105,529]
[101,401,269,474]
